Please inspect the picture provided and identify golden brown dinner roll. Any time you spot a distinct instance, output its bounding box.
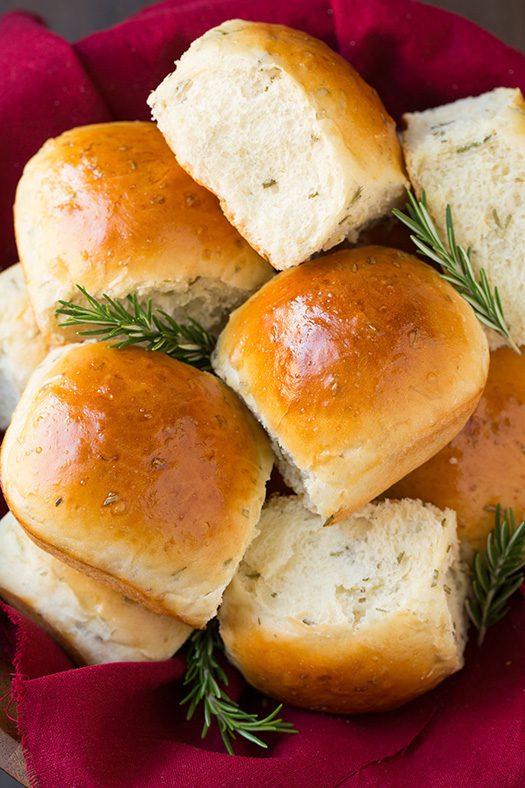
[0,263,51,430]
[0,342,273,628]
[0,511,192,665]
[218,495,469,714]
[14,121,274,345]
[386,346,525,559]
[213,246,489,522]
[148,19,409,270]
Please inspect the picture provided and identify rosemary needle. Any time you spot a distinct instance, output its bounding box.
[465,506,525,647]
[181,620,296,754]
[56,285,217,371]
[392,191,521,355]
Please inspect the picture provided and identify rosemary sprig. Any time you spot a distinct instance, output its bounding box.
[392,192,520,354]
[465,506,525,646]
[181,619,296,754]
[55,285,216,370]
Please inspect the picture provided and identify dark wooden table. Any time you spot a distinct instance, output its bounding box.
[0,1,522,786]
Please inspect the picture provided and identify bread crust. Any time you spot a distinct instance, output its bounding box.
[0,512,192,665]
[0,342,273,628]
[386,345,525,558]
[14,121,273,343]
[149,20,408,268]
[213,246,490,520]
[219,496,467,714]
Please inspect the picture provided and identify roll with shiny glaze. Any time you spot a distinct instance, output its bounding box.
[212,246,490,521]
[14,121,274,344]
[386,346,525,559]
[0,342,273,628]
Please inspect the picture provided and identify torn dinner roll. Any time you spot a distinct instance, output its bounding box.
[218,495,469,714]
[148,19,409,270]
[0,342,273,629]
[402,87,525,350]
[0,511,192,665]
[14,121,274,345]
[212,246,489,522]
[0,263,50,430]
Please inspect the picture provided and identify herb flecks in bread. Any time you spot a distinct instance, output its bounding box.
[393,191,520,354]
[401,87,525,351]
[148,19,409,270]
[218,496,469,714]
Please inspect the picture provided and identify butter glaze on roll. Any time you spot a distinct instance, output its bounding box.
[212,246,490,521]
[386,346,525,560]
[0,342,273,628]
[149,19,409,270]
[14,121,274,344]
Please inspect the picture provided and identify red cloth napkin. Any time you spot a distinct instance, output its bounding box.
[0,1,524,786]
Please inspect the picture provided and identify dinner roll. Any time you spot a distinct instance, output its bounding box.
[402,87,525,350]
[0,263,50,430]
[14,121,274,345]
[0,342,273,628]
[148,19,409,270]
[218,495,469,714]
[0,512,192,665]
[213,246,489,521]
[386,346,525,560]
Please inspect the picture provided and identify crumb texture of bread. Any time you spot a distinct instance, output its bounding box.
[0,263,50,430]
[213,246,489,520]
[14,121,274,344]
[0,342,273,628]
[149,19,409,270]
[386,345,525,561]
[0,512,192,665]
[402,87,525,350]
[219,495,469,714]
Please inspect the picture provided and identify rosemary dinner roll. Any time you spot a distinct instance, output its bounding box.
[386,345,525,560]
[0,512,192,665]
[14,121,274,345]
[0,342,273,628]
[148,19,409,270]
[0,263,50,430]
[218,495,469,714]
[213,246,489,521]
[402,87,525,350]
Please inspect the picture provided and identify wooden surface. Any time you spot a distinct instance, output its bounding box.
[0,1,522,786]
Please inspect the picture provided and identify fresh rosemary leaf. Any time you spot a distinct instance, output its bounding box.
[181,619,296,755]
[392,192,521,355]
[55,285,216,370]
[465,506,525,646]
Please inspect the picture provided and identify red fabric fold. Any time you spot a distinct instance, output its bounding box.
[0,1,524,786]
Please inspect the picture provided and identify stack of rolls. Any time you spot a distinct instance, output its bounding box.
[2,19,521,717]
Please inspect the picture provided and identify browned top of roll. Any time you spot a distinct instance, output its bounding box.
[0,342,273,627]
[387,345,525,557]
[14,121,273,342]
[214,246,489,520]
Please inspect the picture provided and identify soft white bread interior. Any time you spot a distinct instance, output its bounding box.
[0,263,50,430]
[14,121,274,345]
[148,19,409,270]
[0,342,273,629]
[402,87,525,350]
[0,511,192,665]
[212,246,489,521]
[218,495,469,714]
